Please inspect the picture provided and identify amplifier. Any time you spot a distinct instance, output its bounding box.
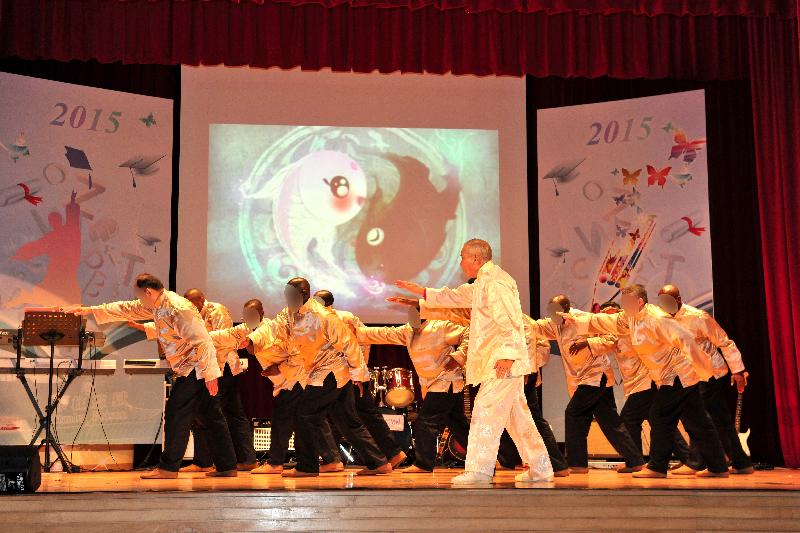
[253,419,294,452]
[0,446,41,493]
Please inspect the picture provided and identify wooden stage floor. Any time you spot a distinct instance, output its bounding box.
[34,466,800,493]
[7,468,800,532]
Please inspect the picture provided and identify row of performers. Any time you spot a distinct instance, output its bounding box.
[68,239,751,485]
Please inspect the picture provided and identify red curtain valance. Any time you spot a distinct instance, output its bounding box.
[109,0,797,17]
[0,1,752,79]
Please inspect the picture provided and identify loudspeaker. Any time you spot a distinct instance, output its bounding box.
[0,446,41,493]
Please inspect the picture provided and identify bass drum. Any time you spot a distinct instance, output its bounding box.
[383,368,415,408]
[445,432,467,462]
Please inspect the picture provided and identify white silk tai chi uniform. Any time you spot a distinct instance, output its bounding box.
[422,261,552,478]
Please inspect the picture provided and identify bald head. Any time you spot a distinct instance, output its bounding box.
[183,288,206,312]
[659,284,681,299]
[314,290,334,307]
[243,298,264,316]
[550,294,571,312]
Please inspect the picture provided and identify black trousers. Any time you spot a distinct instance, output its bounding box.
[267,383,340,466]
[353,383,403,459]
[564,374,644,468]
[412,384,471,471]
[620,384,699,468]
[682,373,753,470]
[497,374,569,472]
[192,365,258,467]
[648,378,728,474]
[294,373,387,473]
[161,372,236,472]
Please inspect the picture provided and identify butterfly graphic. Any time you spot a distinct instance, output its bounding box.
[621,168,641,186]
[140,113,156,128]
[17,182,42,206]
[674,172,693,188]
[669,130,706,163]
[613,194,626,206]
[628,228,641,244]
[681,217,706,236]
[605,255,618,273]
[611,168,620,176]
[646,165,672,188]
[615,224,627,238]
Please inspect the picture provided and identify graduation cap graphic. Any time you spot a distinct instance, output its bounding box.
[548,247,570,263]
[65,146,93,188]
[137,234,162,253]
[118,154,166,188]
[541,157,586,197]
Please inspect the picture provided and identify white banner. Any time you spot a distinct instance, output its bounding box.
[537,90,712,437]
[0,72,173,445]
[538,90,712,313]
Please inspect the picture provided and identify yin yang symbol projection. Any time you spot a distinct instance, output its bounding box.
[207,125,499,321]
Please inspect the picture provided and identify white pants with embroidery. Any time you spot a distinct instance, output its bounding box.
[465,375,553,478]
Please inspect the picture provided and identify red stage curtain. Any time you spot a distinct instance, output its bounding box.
[747,16,800,468]
[120,0,798,17]
[0,1,751,79]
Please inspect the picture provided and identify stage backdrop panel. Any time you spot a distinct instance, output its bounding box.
[0,72,173,446]
[537,90,712,439]
[180,66,527,324]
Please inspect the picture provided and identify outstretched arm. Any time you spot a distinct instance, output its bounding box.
[73,299,153,323]
[355,325,410,347]
[423,282,475,309]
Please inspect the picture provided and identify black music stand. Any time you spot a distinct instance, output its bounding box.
[17,311,86,473]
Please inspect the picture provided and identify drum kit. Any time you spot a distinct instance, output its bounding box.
[369,366,415,409]
[358,366,468,466]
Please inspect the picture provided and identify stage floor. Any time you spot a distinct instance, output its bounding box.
[9,468,799,532]
[35,466,800,493]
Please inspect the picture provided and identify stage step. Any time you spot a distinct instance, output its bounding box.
[6,489,800,532]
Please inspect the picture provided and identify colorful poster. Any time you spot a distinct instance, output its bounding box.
[0,72,173,445]
[537,91,712,436]
[537,90,711,313]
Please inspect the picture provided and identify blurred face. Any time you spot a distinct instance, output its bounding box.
[407,306,422,329]
[284,284,305,312]
[657,287,682,315]
[242,305,263,329]
[620,293,645,316]
[550,298,569,313]
[134,286,162,308]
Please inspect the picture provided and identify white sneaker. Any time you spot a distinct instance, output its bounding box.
[451,471,493,486]
[515,468,554,483]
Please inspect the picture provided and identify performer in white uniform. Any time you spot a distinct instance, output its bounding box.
[395,238,553,486]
